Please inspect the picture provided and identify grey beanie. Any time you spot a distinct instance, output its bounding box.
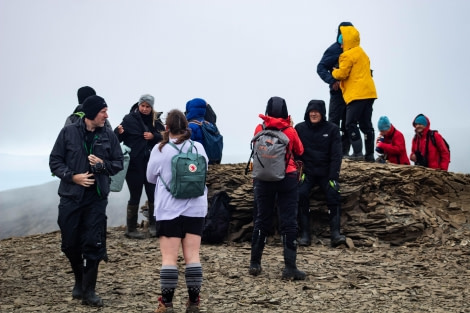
[138,94,155,108]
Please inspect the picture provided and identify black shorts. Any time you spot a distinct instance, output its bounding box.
[156,216,205,238]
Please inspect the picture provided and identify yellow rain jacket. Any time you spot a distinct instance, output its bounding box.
[332,25,377,105]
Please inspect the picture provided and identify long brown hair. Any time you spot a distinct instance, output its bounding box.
[158,109,191,151]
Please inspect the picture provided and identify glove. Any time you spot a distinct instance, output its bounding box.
[328,180,340,193]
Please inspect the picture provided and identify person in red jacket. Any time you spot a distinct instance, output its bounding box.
[410,114,450,171]
[248,96,306,281]
[375,116,410,165]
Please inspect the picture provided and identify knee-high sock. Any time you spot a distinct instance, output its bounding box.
[185,263,203,304]
[160,265,178,304]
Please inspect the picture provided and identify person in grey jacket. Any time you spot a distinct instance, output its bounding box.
[50,95,123,307]
[295,99,346,248]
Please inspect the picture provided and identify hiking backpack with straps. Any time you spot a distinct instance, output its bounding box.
[245,125,291,181]
[159,140,207,199]
[189,120,224,164]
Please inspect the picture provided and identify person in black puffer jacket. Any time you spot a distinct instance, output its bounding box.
[295,99,346,248]
[114,94,165,239]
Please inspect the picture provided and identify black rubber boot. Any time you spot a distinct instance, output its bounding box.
[249,230,266,276]
[81,259,103,307]
[341,133,351,157]
[281,234,306,280]
[125,204,145,239]
[66,251,84,300]
[71,259,83,300]
[329,206,347,247]
[298,206,311,246]
[148,202,157,237]
[364,131,376,162]
[348,138,364,160]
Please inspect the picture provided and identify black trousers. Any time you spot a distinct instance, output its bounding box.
[58,190,108,262]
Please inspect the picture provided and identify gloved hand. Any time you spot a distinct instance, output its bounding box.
[328,179,340,193]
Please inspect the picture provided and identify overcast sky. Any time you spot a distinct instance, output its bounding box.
[0,0,469,190]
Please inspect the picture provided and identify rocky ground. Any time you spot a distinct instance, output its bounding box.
[1,227,469,313]
[1,161,470,312]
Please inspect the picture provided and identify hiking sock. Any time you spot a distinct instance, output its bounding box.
[160,265,178,304]
[185,263,203,304]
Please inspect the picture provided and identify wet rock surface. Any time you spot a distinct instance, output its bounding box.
[1,161,469,312]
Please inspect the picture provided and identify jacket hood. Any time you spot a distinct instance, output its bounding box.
[412,113,431,132]
[340,25,360,51]
[259,114,291,129]
[265,96,288,119]
[185,98,207,121]
[304,100,327,125]
[337,21,353,42]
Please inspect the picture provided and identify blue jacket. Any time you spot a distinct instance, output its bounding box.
[317,22,353,94]
[186,98,207,144]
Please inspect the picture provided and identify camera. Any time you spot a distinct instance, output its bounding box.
[414,151,428,167]
[91,162,105,174]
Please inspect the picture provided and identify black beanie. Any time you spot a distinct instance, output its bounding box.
[82,95,107,120]
[77,86,96,104]
[265,96,288,118]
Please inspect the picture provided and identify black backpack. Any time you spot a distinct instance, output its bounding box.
[202,191,232,244]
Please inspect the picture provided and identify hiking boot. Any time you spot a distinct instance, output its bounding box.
[364,154,375,163]
[125,229,145,239]
[155,297,174,313]
[72,283,83,300]
[346,153,364,161]
[249,262,262,276]
[282,267,307,281]
[186,297,201,313]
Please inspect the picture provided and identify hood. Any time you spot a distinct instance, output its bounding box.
[412,113,431,132]
[340,25,360,51]
[185,98,207,121]
[265,96,288,119]
[259,114,291,130]
[304,100,327,125]
[337,21,353,42]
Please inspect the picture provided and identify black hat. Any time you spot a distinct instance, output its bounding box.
[265,96,288,118]
[82,95,107,120]
[77,86,96,104]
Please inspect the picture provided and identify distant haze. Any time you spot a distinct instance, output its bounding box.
[1,1,469,191]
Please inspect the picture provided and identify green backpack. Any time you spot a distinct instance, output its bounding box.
[160,140,207,199]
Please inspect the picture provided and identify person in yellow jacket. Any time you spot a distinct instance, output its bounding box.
[332,25,377,162]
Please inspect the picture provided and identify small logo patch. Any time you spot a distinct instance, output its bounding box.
[188,164,197,172]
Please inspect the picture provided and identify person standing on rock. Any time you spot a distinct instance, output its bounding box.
[49,95,123,307]
[249,96,306,281]
[146,109,208,313]
[317,21,354,158]
[114,94,165,238]
[332,24,377,162]
[375,116,410,165]
[295,99,347,248]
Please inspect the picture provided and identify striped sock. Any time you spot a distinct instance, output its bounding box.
[185,263,203,304]
[160,265,178,304]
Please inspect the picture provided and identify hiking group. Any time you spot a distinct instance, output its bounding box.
[50,22,450,312]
